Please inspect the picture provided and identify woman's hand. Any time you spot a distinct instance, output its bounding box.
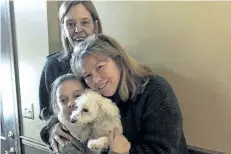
[108,128,131,153]
[49,122,73,153]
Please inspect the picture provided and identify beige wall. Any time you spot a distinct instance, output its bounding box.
[94,1,231,153]
[47,1,62,54]
[13,0,62,143]
[13,0,53,141]
[13,0,60,143]
[14,1,231,153]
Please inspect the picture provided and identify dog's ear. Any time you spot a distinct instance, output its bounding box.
[98,99,120,118]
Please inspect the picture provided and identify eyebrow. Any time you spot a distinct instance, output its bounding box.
[66,17,91,22]
[72,90,83,94]
[65,19,75,22]
[82,61,102,76]
[58,95,66,99]
[58,90,82,97]
[82,17,91,21]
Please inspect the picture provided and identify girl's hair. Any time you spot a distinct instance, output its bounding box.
[49,73,85,115]
[59,1,103,61]
[71,34,154,102]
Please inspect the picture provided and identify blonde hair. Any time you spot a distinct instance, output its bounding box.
[59,1,103,60]
[71,34,154,101]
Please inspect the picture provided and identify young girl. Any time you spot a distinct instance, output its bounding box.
[41,74,127,154]
[40,74,93,154]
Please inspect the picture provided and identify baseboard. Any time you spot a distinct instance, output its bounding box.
[20,136,50,152]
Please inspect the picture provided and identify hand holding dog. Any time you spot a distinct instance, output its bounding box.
[109,128,131,153]
[50,122,73,153]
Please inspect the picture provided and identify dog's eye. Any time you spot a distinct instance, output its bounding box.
[82,108,88,112]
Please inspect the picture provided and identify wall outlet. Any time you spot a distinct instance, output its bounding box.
[23,104,34,119]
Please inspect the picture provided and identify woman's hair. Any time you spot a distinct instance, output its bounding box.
[71,34,154,102]
[59,1,103,60]
[49,73,85,115]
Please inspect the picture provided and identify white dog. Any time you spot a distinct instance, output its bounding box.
[58,90,123,152]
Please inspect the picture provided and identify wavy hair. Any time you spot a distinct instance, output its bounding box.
[71,34,154,101]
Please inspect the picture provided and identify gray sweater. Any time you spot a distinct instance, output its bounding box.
[57,139,126,154]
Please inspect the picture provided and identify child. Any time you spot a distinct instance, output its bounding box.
[40,74,124,154]
[40,74,95,154]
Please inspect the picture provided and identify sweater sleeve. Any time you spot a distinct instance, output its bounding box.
[39,58,59,120]
[40,115,59,145]
[129,76,187,154]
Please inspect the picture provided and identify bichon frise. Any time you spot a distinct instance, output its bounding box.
[58,90,123,152]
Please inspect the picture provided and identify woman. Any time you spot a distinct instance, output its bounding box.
[42,33,188,153]
[39,1,103,120]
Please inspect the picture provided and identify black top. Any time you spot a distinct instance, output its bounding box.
[40,75,188,153]
[39,51,71,119]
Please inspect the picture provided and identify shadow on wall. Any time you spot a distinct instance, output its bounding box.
[152,66,229,153]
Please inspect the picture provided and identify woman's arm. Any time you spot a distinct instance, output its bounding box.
[130,106,187,154]
[39,63,51,120]
[39,58,59,120]
[129,76,188,154]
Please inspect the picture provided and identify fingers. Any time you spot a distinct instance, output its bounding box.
[109,127,120,142]
[113,127,120,137]
[59,131,73,141]
[54,135,64,146]
[52,123,73,141]
[51,139,59,153]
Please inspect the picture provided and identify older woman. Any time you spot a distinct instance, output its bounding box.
[39,1,102,120]
[42,33,188,154]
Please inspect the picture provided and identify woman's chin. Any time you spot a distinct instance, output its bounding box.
[101,90,115,97]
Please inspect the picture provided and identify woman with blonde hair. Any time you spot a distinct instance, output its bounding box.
[44,33,188,154]
[39,1,103,120]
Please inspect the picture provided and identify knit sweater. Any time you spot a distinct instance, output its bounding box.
[108,75,188,154]
[40,75,188,154]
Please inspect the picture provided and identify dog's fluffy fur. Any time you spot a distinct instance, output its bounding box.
[58,90,123,151]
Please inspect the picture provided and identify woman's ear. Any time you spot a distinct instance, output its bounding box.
[93,20,99,35]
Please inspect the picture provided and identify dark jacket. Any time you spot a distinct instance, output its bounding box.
[40,75,188,154]
[39,51,71,119]
[107,75,188,154]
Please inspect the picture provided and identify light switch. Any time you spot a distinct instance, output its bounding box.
[23,104,34,119]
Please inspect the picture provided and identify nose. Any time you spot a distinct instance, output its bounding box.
[74,24,83,33]
[92,73,102,84]
[70,118,77,123]
[68,100,75,108]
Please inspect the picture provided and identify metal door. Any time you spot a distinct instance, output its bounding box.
[1,0,21,153]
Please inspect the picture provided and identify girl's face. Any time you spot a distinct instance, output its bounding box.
[56,80,84,120]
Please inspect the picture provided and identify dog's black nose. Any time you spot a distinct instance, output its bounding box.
[70,118,77,123]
